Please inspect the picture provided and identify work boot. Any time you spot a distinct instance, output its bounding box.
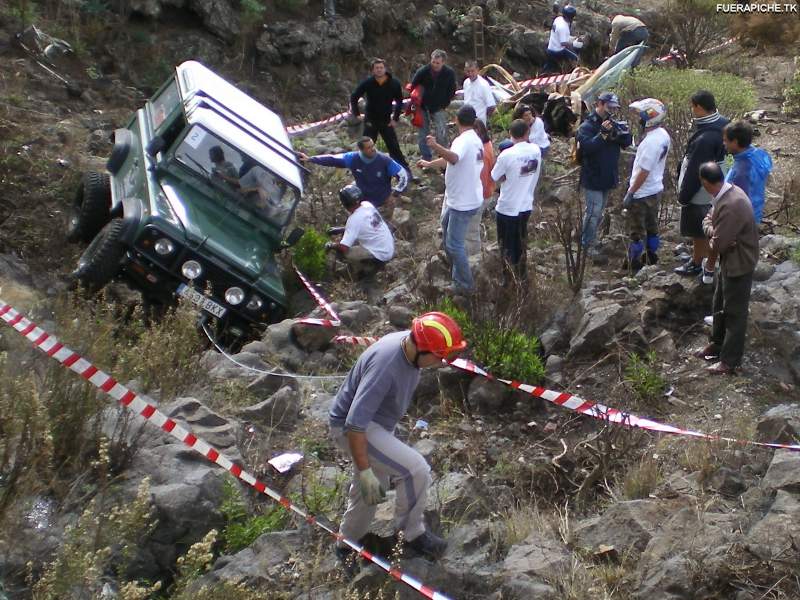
[335,544,360,580]
[405,530,448,559]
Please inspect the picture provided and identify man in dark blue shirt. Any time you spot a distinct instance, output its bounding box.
[299,137,408,219]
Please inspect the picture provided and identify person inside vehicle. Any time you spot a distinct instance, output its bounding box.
[209,145,239,188]
[326,184,395,280]
[239,162,284,217]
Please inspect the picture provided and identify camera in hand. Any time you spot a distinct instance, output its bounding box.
[607,119,630,140]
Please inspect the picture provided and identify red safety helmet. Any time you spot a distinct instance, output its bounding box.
[411,312,467,358]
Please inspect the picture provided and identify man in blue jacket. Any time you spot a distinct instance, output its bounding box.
[576,92,633,255]
[299,137,408,219]
[675,90,729,277]
[723,120,773,223]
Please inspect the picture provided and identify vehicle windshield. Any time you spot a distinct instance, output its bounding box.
[174,125,299,228]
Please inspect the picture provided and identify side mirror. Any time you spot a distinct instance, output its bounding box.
[145,136,166,158]
[284,227,304,248]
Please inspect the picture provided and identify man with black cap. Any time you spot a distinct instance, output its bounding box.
[576,91,633,257]
[417,105,484,295]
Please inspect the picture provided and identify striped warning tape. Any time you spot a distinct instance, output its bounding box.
[326,332,800,452]
[0,299,453,600]
[293,266,341,325]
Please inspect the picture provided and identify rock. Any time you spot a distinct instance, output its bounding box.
[306,392,333,424]
[430,3,456,35]
[166,397,240,453]
[500,578,559,600]
[573,500,672,554]
[440,520,498,577]
[753,262,775,281]
[361,0,401,35]
[388,305,414,328]
[568,301,632,358]
[240,340,269,355]
[382,283,411,305]
[412,438,437,461]
[237,386,299,429]
[258,17,363,64]
[188,0,240,42]
[634,555,694,600]
[207,351,270,382]
[760,234,798,256]
[392,207,417,240]
[413,368,441,407]
[336,301,377,329]
[428,472,489,519]
[291,322,336,352]
[415,254,451,293]
[502,531,573,580]
[544,355,563,378]
[708,466,747,497]
[756,403,800,444]
[202,530,305,587]
[246,370,299,396]
[467,377,511,413]
[761,449,800,492]
[745,490,800,561]
[437,366,471,405]
[505,27,549,65]
[648,329,678,362]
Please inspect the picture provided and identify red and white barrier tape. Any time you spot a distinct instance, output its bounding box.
[327,332,800,452]
[0,300,452,600]
[293,266,341,327]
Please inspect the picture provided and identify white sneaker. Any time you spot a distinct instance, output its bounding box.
[704,315,713,326]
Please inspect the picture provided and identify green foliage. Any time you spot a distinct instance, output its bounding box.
[489,108,514,133]
[783,57,800,117]
[292,227,329,281]
[622,457,661,499]
[624,351,666,402]
[437,298,545,383]
[618,67,756,122]
[220,478,289,553]
[31,478,157,599]
[790,242,800,266]
[240,0,266,24]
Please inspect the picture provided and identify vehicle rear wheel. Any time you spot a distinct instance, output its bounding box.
[67,170,111,243]
[73,218,127,288]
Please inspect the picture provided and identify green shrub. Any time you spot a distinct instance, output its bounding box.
[783,57,800,117]
[624,351,666,402]
[437,299,545,383]
[489,108,514,133]
[292,227,328,281]
[220,478,289,553]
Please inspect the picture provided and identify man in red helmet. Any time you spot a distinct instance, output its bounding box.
[329,312,466,571]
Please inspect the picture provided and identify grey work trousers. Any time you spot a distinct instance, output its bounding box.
[331,422,431,543]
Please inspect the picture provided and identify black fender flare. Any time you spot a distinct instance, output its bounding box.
[106,128,132,175]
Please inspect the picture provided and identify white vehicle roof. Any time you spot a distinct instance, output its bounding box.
[176,60,303,192]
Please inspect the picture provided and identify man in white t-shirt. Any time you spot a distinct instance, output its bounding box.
[543,5,580,73]
[462,60,496,124]
[417,105,484,294]
[513,104,550,158]
[622,98,671,272]
[327,185,395,279]
[491,119,541,279]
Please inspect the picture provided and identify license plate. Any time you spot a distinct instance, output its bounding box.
[177,284,227,318]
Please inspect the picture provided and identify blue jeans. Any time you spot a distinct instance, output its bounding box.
[581,188,609,249]
[442,206,479,291]
[543,48,579,72]
[418,109,449,160]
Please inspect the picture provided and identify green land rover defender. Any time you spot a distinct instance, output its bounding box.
[68,61,305,345]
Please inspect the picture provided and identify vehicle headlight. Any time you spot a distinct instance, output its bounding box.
[154,238,175,255]
[225,287,245,305]
[246,296,263,311]
[182,260,203,280]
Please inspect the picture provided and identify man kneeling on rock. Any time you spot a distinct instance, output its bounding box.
[326,184,394,280]
[329,312,466,571]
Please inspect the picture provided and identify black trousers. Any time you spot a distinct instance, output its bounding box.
[496,212,523,267]
[710,270,753,368]
[363,120,410,172]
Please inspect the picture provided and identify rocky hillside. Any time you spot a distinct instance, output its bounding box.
[2,1,800,599]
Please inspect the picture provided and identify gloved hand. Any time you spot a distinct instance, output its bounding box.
[358,468,386,506]
[622,191,635,208]
[325,241,338,251]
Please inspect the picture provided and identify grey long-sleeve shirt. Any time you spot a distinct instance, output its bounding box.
[329,331,421,432]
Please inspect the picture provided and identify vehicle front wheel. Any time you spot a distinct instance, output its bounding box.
[66,170,111,243]
[73,218,127,288]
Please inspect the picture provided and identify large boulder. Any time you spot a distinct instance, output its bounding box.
[760,449,800,492]
[257,17,363,64]
[189,0,240,42]
[573,500,673,555]
[427,472,490,519]
[567,300,633,358]
[745,490,800,561]
[237,386,300,429]
[502,531,573,580]
[756,404,800,444]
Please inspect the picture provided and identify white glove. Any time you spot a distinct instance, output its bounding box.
[358,468,386,506]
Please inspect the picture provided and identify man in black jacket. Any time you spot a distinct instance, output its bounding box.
[411,49,457,160]
[675,90,729,277]
[350,58,412,177]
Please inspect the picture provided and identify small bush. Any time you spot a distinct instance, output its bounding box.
[783,57,800,117]
[220,478,289,553]
[622,456,661,499]
[489,108,514,133]
[437,299,545,383]
[292,227,328,281]
[624,351,666,403]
